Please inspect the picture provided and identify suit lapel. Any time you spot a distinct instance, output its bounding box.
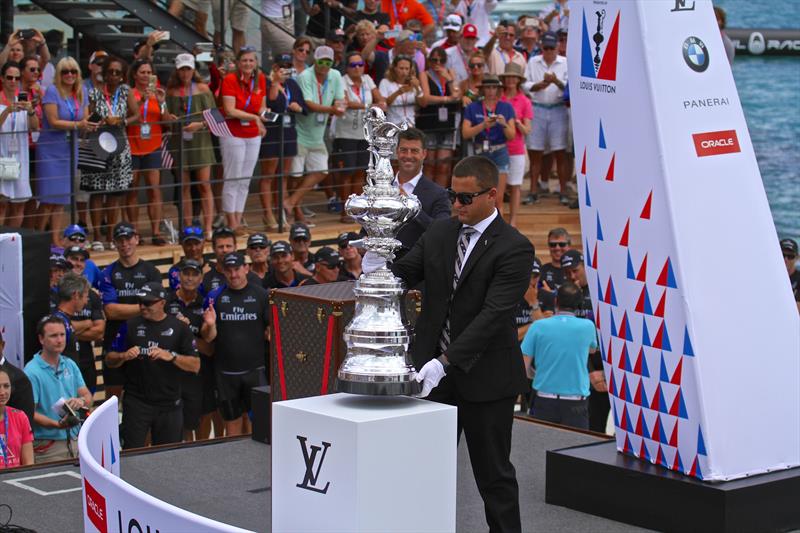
[456,216,504,291]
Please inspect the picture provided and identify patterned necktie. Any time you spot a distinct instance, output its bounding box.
[438,227,477,355]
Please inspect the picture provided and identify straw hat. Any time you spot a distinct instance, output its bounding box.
[498,63,525,80]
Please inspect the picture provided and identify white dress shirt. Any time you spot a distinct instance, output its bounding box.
[396,170,422,196]
[460,208,498,265]
[524,54,568,104]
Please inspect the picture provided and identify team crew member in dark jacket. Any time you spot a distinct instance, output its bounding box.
[165,260,214,441]
[167,226,209,292]
[299,247,341,286]
[107,282,200,449]
[202,226,261,295]
[99,222,162,400]
[202,253,270,436]
[337,231,363,281]
[263,241,309,289]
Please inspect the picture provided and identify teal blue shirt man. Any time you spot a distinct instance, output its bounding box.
[295,47,345,148]
[24,316,92,460]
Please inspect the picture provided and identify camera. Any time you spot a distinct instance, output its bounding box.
[17,92,28,102]
[18,29,36,40]
[261,110,279,123]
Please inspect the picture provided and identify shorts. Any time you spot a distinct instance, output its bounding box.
[260,125,298,159]
[424,130,457,151]
[291,143,328,176]
[181,371,203,430]
[131,150,162,171]
[507,154,525,186]
[200,356,218,414]
[527,105,568,152]
[216,366,268,421]
[476,145,510,174]
[332,138,369,170]
[102,355,125,387]
[210,0,249,32]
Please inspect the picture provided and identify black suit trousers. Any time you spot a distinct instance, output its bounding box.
[429,377,521,533]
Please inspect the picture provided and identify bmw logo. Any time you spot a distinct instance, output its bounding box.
[683,36,709,72]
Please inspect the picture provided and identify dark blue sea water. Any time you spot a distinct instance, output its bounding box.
[717,0,800,240]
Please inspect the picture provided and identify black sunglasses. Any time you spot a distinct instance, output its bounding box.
[139,299,162,307]
[61,69,78,75]
[28,67,40,73]
[5,75,20,81]
[548,242,569,248]
[68,235,87,243]
[447,187,492,205]
[107,69,122,75]
[248,244,268,250]
[785,254,797,260]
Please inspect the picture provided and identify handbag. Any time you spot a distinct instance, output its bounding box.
[78,137,108,173]
[0,157,20,180]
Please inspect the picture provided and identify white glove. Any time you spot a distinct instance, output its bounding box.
[414,358,446,398]
[362,250,387,274]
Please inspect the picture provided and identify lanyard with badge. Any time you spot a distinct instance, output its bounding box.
[240,75,256,126]
[316,78,329,124]
[0,415,9,467]
[65,93,79,142]
[181,82,195,141]
[479,101,497,152]
[104,86,120,118]
[136,89,153,140]
[281,84,292,126]
[391,0,406,30]
[427,72,449,122]
[351,82,366,130]
[2,92,20,153]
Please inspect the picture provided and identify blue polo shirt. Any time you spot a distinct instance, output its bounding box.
[520,313,597,397]
[24,352,86,440]
[464,100,516,146]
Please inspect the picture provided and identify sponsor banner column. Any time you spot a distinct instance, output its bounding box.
[0,233,24,369]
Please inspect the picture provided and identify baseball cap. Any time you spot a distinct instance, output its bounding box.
[136,281,166,302]
[50,253,70,270]
[531,257,542,276]
[270,240,291,255]
[223,252,245,268]
[560,249,584,269]
[289,222,311,241]
[396,30,414,43]
[478,75,502,87]
[273,52,293,66]
[112,221,136,240]
[180,258,203,272]
[181,225,204,243]
[247,233,271,248]
[315,247,341,268]
[175,53,196,70]
[780,238,798,255]
[337,231,360,248]
[314,46,335,61]
[326,28,346,42]
[443,14,462,32]
[89,51,108,65]
[212,226,236,239]
[541,31,558,49]
[462,24,478,39]
[63,224,87,239]
[63,245,89,259]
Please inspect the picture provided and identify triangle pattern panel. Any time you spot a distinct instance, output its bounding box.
[657,257,678,289]
[653,322,672,351]
[636,253,648,281]
[654,289,666,317]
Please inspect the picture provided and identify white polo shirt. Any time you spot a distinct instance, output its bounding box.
[524,54,568,105]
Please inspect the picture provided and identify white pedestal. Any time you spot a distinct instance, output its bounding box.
[272,393,457,533]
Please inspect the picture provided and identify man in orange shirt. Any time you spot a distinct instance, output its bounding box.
[381,0,435,40]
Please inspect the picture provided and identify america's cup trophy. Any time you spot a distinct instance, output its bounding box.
[336,107,422,395]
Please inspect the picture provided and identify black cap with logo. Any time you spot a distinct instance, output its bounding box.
[223,252,245,267]
[780,238,798,255]
[50,253,71,270]
[136,281,166,302]
[112,221,137,240]
[315,247,341,268]
[289,222,311,241]
[180,259,203,272]
[271,240,291,255]
[560,250,584,269]
[337,231,360,248]
[63,245,89,259]
[247,233,271,248]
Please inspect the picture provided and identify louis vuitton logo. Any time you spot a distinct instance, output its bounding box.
[670,0,695,12]
[296,435,332,494]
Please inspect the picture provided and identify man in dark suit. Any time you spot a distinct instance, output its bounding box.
[392,156,534,533]
[394,128,452,259]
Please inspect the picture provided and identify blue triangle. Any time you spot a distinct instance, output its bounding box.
[642,319,651,347]
[697,427,707,456]
[597,276,604,302]
[612,400,619,427]
[674,451,685,474]
[110,434,117,464]
[642,441,652,462]
[683,326,694,356]
[596,212,604,241]
[622,344,632,372]
[626,250,636,280]
[580,11,597,79]
[659,353,670,382]
[610,309,618,337]
[623,375,632,403]
[599,119,607,149]
[641,414,651,440]
[643,287,653,315]
[677,390,688,419]
[584,178,592,207]
[585,238,593,268]
[623,405,633,431]
[600,334,607,360]
[608,278,618,306]
[623,314,633,341]
[640,350,650,378]
[695,459,704,480]
[662,322,672,351]
[665,258,678,288]
[658,414,669,443]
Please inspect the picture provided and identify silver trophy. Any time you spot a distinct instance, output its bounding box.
[336,107,422,395]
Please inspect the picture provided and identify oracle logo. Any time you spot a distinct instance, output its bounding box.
[84,478,108,533]
[692,130,741,157]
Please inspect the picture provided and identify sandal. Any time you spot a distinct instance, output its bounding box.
[152,235,167,246]
[91,241,104,252]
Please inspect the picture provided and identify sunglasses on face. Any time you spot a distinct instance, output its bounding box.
[249,245,268,250]
[785,254,797,260]
[348,61,365,68]
[61,69,78,75]
[428,57,444,64]
[316,59,333,67]
[447,187,492,205]
[548,242,569,248]
[296,48,311,54]
[469,63,484,68]
[543,46,556,51]
[5,75,19,81]
[139,299,162,307]
[28,67,40,73]
[69,235,87,243]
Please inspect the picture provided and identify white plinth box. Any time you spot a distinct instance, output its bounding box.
[272,393,457,533]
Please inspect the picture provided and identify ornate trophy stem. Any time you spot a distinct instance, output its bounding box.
[336,107,422,395]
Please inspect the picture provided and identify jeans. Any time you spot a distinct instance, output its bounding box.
[530,395,589,430]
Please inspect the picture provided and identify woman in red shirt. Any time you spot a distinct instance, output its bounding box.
[125,59,167,245]
[0,368,34,469]
[219,46,268,234]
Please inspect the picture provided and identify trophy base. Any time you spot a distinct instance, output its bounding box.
[336,375,422,396]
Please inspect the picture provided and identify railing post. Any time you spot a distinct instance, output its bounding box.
[177,117,185,229]
[277,111,285,233]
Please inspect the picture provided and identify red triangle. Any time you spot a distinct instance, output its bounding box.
[101,444,105,468]
[653,323,665,349]
[650,384,662,412]
[655,444,665,466]
[608,367,616,395]
[657,258,672,286]
[670,358,683,385]
[618,311,629,340]
[607,337,613,364]
[592,243,599,270]
[652,415,663,442]
[604,277,614,304]
[654,290,666,317]
[669,389,683,417]
[640,191,652,219]
[689,456,699,477]
[672,450,682,472]
[633,377,643,405]
[634,409,643,435]
[619,218,630,246]
[595,303,602,329]
[605,153,616,181]
[636,254,648,282]
[581,147,587,175]
[619,403,627,429]
[639,439,648,459]
[669,418,679,447]
[623,433,633,454]
[633,347,644,375]
[619,343,629,370]
[635,285,647,313]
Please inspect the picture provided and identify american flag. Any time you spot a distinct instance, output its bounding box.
[203,108,234,138]
[160,133,173,169]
